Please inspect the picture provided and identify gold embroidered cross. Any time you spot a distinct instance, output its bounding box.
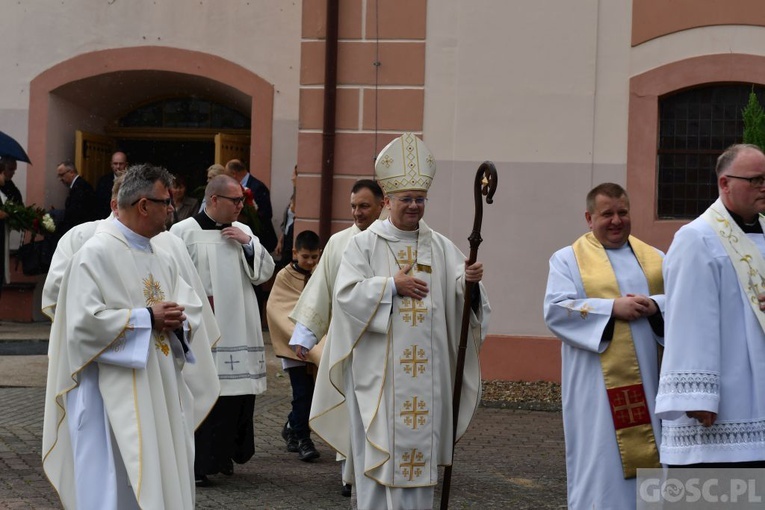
[400,345,428,377]
[397,246,417,268]
[400,449,426,481]
[400,396,429,430]
[399,297,428,326]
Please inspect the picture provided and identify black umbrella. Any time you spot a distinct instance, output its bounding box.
[0,131,31,164]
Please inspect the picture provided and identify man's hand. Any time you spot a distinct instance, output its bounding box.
[465,260,483,283]
[221,226,251,245]
[0,210,8,220]
[394,264,429,299]
[686,410,717,428]
[151,302,186,331]
[612,294,656,321]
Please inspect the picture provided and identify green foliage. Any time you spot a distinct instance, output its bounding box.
[742,89,765,151]
[0,201,56,234]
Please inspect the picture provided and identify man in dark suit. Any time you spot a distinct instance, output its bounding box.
[56,161,98,237]
[95,151,128,219]
[225,159,277,252]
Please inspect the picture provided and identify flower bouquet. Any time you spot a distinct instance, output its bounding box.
[0,201,56,275]
[1,201,56,235]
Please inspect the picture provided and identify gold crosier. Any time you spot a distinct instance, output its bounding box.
[572,232,662,478]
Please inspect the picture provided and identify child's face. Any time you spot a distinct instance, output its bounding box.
[294,248,321,271]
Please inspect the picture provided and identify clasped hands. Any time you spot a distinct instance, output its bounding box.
[394,260,483,299]
[151,302,186,331]
[612,294,657,321]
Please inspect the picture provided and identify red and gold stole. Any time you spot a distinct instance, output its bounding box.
[572,232,662,478]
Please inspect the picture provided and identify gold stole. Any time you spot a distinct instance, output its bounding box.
[572,232,662,478]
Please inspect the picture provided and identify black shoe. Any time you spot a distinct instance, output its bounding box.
[281,421,299,453]
[297,438,320,462]
[195,475,213,487]
[220,459,234,476]
[341,484,352,497]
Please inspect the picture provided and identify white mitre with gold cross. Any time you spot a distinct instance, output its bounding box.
[374,132,436,193]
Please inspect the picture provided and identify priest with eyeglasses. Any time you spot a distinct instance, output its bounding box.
[171,174,275,485]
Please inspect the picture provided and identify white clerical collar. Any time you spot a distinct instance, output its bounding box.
[203,210,228,227]
[383,218,419,241]
[112,218,153,252]
[70,174,79,189]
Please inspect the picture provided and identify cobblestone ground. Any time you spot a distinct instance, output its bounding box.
[0,373,567,509]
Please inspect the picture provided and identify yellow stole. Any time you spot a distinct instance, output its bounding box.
[572,232,662,478]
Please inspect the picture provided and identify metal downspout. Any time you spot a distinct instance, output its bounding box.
[319,0,339,245]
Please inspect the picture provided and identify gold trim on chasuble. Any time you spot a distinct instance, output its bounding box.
[391,240,434,485]
[142,273,170,356]
[572,232,662,478]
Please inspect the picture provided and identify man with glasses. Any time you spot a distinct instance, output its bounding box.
[56,160,97,237]
[171,174,275,485]
[309,133,490,509]
[544,182,665,509]
[656,143,765,468]
[96,151,128,219]
[43,164,206,509]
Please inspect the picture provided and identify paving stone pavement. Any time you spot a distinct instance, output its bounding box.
[0,322,568,509]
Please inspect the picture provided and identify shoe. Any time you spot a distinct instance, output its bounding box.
[195,475,213,487]
[220,459,234,476]
[281,421,299,453]
[297,438,320,462]
[341,483,352,497]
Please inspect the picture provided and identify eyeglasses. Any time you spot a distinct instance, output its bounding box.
[390,196,428,206]
[215,195,246,205]
[131,196,173,207]
[56,169,73,178]
[726,174,765,188]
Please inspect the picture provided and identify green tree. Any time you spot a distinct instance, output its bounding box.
[742,89,765,151]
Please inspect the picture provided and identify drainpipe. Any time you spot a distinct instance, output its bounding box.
[319,0,339,245]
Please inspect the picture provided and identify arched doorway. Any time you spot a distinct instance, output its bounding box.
[27,46,274,209]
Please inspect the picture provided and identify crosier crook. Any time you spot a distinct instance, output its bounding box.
[440,161,498,509]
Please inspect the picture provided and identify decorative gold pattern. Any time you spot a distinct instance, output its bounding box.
[380,154,394,168]
[399,298,428,326]
[400,396,429,430]
[400,449,426,481]
[397,246,417,268]
[400,345,428,377]
[143,273,169,356]
[712,214,765,305]
[565,302,591,319]
[155,333,170,356]
[143,273,165,306]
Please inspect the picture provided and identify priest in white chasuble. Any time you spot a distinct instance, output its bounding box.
[170,174,275,484]
[656,144,765,469]
[43,164,206,510]
[544,183,665,510]
[310,133,490,510]
[41,175,220,433]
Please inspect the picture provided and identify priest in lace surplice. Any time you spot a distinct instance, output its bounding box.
[656,144,765,468]
[43,165,207,510]
[309,134,490,510]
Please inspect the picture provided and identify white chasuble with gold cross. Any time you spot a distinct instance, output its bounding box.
[310,219,491,494]
[43,219,203,510]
